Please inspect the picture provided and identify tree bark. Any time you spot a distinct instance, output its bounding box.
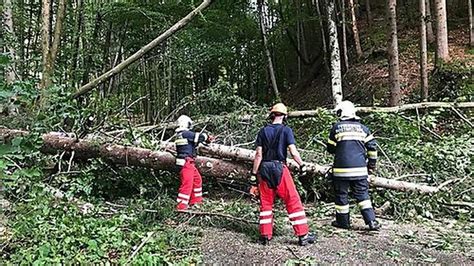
[434,0,450,63]
[258,0,280,100]
[285,102,474,117]
[40,0,67,90]
[314,0,329,73]
[40,0,52,89]
[159,141,438,194]
[426,0,435,43]
[72,0,213,99]
[341,0,350,71]
[327,0,343,105]
[50,0,67,65]
[3,0,18,84]
[0,129,440,194]
[420,0,429,100]
[349,0,363,58]
[365,0,372,27]
[387,0,401,107]
[469,0,474,47]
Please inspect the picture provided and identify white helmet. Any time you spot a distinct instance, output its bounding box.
[176,115,193,131]
[335,101,360,120]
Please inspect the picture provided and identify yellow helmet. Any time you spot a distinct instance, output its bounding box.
[270,103,288,115]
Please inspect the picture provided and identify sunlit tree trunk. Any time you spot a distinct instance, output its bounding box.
[3,0,18,84]
[434,0,449,63]
[40,0,67,90]
[40,0,52,89]
[420,0,429,100]
[258,0,280,100]
[349,0,363,58]
[327,0,343,105]
[387,0,401,106]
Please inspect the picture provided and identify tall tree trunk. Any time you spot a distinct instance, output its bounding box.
[341,0,349,71]
[420,0,429,100]
[296,0,302,79]
[3,0,18,84]
[40,0,52,89]
[426,0,435,43]
[70,0,83,86]
[434,0,450,63]
[387,0,401,106]
[50,0,67,69]
[258,0,280,100]
[365,0,372,26]
[349,0,363,58]
[40,0,67,91]
[327,0,343,104]
[469,0,474,47]
[314,0,329,73]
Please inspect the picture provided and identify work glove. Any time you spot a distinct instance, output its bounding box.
[299,164,308,176]
[249,173,259,197]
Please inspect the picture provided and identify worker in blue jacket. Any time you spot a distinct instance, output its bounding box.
[327,101,381,230]
[174,115,213,210]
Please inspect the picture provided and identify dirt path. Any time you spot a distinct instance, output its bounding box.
[199,217,473,264]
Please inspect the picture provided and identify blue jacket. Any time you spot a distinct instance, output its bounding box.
[175,130,208,165]
[326,119,377,180]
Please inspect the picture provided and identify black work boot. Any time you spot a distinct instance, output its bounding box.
[368,220,381,231]
[258,235,271,245]
[298,232,316,246]
[331,220,351,229]
[332,213,351,229]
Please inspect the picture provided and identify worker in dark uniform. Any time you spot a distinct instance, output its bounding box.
[250,103,316,246]
[327,100,381,230]
[174,115,213,211]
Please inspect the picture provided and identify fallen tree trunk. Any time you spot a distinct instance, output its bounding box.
[160,142,439,194]
[0,129,439,194]
[0,129,248,179]
[288,102,474,117]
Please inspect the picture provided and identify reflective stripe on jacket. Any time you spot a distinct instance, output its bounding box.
[326,120,377,180]
[175,130,208,161]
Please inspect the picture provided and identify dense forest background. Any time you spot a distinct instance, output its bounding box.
[0,0,473,264]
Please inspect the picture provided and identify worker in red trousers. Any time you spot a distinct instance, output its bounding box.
[174,115,213,211]
[250,103,316,246]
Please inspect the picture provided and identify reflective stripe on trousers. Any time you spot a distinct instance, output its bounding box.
[258,165,309,237]
[177,158,203,210]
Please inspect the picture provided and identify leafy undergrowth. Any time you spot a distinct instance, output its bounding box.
[1,76,473,263]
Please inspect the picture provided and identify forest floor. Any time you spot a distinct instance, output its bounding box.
[198,213,473,264]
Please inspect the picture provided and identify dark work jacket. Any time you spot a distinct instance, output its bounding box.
[326,119,377,180]
[175,130,208,159]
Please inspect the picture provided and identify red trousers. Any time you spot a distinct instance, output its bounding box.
[258,165,309,237]
[176,158,203,210]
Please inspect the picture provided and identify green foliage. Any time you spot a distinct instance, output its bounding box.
[429,63,473,102]
[1,134,201,263]
[181,79,254,116]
